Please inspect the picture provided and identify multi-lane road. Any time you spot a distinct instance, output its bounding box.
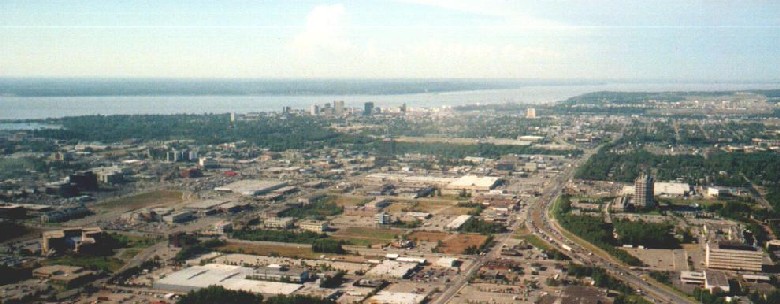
[525,149,696,304]
[434,145,696,304]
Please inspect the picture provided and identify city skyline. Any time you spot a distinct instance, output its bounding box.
[1,1,779,80]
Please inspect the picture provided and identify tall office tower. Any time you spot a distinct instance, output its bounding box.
[400,103,407,113]
[526,108,536,119]
[310,104,320,116]
[282,106,291,114]
[334,100,345,115]
[229,112,236,129]
[634,173,655,208]
[364,102,374,116]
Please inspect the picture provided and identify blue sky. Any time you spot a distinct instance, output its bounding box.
[1,0,779,80]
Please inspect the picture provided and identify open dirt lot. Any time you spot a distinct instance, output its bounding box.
[331,227,404,246]
[95,190,183,211]
[408,231,489,254]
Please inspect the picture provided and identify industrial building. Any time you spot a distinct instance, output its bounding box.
[153,264,302,295]
[264,216,295,229]
[163,210,194,224]
[443,175,501,194]
[215,180,289,196]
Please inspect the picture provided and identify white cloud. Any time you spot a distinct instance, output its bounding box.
[290,4,352,56]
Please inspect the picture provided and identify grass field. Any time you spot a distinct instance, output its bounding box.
[96,190,183,211]
[215,242,321,259]
[332,227,402,246]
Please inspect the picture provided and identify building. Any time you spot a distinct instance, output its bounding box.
[264,216,295,229]
[366,291,428,304]
[680,271,705,285]
[92,166,124,184]
[0,203,26,219]
[163,210,195,224]
[215,180,289,196]
[375,212,392,225]
[445,215,472,231]
[364,260,418,279]
[705,241,763,272]
[247,265,310,283]
[704,271,730,293]
[526,107,536,119]
[634,174,654,208]
[364,102,374,116]
[199,157,219,168]
[298,220,328,233]
[153,264,302,295]
[67,171,98,192]
[213,221,233,235]
[334,100,345,115]
[444,175,501,194]
[310,104,320,116]
[41,227,104,256]
[33,265,96,289]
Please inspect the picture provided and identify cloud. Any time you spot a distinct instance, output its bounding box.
[290,4,352,56]
[400,0,573,30]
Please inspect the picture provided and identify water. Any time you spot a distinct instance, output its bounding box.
[1,81,778,120]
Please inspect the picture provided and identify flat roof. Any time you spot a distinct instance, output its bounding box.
[154,264,301,295]
[185,199,230,210]
[367,291,427,304]
[446,175,499,189]
[445,215,472,230]
[215,180,288,195]
[364,260,417,279]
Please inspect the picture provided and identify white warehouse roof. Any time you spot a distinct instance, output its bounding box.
[154,264,301,295]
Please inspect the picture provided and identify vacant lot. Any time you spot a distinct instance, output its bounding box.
[96,190,183,211]
[440,234,489,254]
[215,241,321,259]
[331,227,402,246]
[409,230,449,242]
[409,231,488,254]
[331,195,372,207]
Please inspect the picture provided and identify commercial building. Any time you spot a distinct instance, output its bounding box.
[364,102,374,116]
[704,271,730,293]
[33,265,96,289]
[705,241,764,272]
[364,260,418,279]
[153,264,302,295]
[634,174,654,208]
[264,216,295,229]
[41,227,104,256]
[215,180,289,196]
[366,291,428,304]
[298,220,328,233]
[247,265,310,283]
[444,175,501,194]
[334,100,345,115]
[680,271,705,285]
[526,107,536,119]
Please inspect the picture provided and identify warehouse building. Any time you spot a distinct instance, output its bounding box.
[154,264,302,295]
[215,180,289,196]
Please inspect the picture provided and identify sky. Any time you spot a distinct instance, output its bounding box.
[1,0,779,80]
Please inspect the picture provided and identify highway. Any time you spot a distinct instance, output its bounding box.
[434,145,696,304]
[525,148,697,304]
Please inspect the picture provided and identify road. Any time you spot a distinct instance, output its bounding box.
[526,148,697,304]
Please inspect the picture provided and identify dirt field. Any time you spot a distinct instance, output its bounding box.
[330,195,371,207]
[216,242,321,259]
[408,231,489,254]
[96,190,183,211]
[331,227,403,246]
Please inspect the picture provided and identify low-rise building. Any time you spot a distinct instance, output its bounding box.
[264,217,295,229]
[298,220,328,233]
[247,265,310,283]
[163,210,195,224]
[41,227,104,256]
[705,241,763,272]
[445,215,472,231]
[33,265,96,289]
